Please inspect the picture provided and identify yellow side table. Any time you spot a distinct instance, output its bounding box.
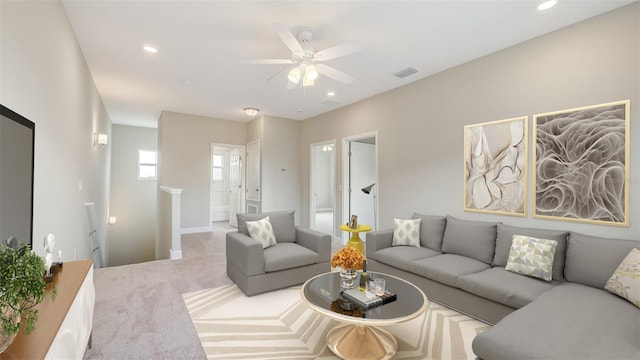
[339,224,372,256]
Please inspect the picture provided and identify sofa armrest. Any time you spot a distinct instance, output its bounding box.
[226,231,265,276]
[365,229,394,256]
[295,227,332,262]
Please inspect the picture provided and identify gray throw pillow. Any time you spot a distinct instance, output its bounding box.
[237,210,296,243]
[494,224,568,281]
[411,213,446,251]
[441,216,498,264]
[565,232,640,289]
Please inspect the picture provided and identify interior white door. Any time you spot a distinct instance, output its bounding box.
[210,148,230,222]
[246,140,261,203]
[229,148,241,227]
[310,141,335,236]
[350,141,376,229]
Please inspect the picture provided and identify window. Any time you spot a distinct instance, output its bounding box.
[138,149,157,180]
[212,154,223,181]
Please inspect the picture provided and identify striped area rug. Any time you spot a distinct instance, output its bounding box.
[183,284,489,359]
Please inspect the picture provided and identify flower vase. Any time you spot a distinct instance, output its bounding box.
[340,268,357,289]
[0,308,19,353]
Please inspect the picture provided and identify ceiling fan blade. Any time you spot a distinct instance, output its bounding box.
[314,42,363,61]
[286,80,298,90]
[316,64,354,84]
[266,65,293,82]
[272,23,304,55]
[243,59,295,65]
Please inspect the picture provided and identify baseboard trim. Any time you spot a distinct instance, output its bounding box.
[170,249,182,260]
[181,226,213,234]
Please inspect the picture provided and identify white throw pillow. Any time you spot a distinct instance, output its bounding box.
[246,216,277,249]
[605,248,640,308]
[392,218,421,247]
[505,235,557,281]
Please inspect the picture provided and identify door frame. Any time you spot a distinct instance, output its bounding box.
[341,131,378,243]
[309,139,336,237]
[210,143,246,224]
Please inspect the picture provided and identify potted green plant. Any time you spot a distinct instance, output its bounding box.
[0,240,56,353]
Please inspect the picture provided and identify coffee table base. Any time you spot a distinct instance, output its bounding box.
[326,323,397,360]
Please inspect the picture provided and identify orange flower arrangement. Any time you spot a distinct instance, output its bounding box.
[331,246,364,270]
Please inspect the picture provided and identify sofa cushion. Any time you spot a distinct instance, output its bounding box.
[457,267,559,309]
[505,235,557,281]
[263,243,318,272]
[441,216,498,264]
[472,283,640,360]
[411,213,447,251]
[408,254,491,287]
[605,248,640,308]
[373,246,441,273]
[392,218,421,247]
[565,232,640,289]
[494,224,568,281]
[237,210,296,243]
[246,216,277,249]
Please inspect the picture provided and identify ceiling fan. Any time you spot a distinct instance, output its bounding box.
[247,23,363,89]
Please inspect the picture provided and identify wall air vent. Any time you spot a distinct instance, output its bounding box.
[393,67,419,79]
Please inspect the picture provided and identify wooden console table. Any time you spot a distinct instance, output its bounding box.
[2,260,95,359]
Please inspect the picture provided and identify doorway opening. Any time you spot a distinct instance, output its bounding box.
[342,132,378,244]
[210,144,245,229]
[310,140,336,238]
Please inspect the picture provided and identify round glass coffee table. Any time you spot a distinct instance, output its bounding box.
[301,271,429,360]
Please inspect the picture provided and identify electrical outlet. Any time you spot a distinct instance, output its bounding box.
[74,248,77,260]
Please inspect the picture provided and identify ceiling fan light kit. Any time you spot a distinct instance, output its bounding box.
[287,61,318,86]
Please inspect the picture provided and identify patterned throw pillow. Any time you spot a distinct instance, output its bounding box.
[605,248,640,308]
[392,218,421,247]
[246,217,277,249]
[505,235,557,281]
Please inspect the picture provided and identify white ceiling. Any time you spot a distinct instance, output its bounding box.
[61,0,636,128]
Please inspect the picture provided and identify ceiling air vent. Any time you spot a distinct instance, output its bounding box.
[393,67,418,79]
[322,99,340,107]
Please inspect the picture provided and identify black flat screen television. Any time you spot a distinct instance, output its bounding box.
[0,105,35,248]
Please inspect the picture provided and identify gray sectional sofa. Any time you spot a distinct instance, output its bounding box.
[365,214,640,360]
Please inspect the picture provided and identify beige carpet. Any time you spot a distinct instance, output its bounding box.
[183,284,489,360]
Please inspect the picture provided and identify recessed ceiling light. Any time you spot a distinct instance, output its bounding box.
[327,91,336,97]
[143,45,158,53]
[182,80,192,86]
[536,0,557,11]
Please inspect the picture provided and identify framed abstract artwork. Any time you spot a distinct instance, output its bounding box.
[464,116,528,216]
[533,100,630,226]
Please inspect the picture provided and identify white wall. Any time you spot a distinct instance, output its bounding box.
[158,111,246,231]
[260,115,301,223]
[300,3,640,241]
[108,125,156,266]
[1,0,112,260]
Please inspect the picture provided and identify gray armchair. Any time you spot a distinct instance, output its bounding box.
[226,210,332,296]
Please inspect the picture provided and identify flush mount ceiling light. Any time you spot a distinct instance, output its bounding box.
[535,0,558,11]
[243,107,260,117]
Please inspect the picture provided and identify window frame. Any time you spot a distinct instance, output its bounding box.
[138,149,158,180]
